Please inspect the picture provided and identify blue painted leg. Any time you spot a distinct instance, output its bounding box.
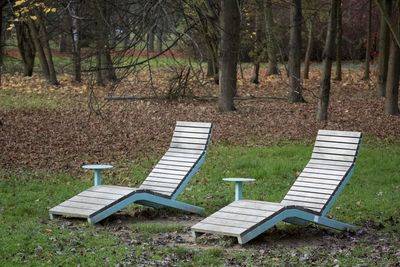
[315,216,357,231]
[94,170,102,186]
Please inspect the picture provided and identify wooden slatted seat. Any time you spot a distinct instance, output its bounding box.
[49,121,213,224]
[192,130,362,244]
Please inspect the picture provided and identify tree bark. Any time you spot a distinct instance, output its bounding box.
[317,0,338,121]
[385,4,400,115]
[363,0,372,80]
[147,26,155,52]
[69,1,81,82]
[303,19,314,79]
[251,5,263,84]
[0,2,6,70]
[16,22,36,77]
[288,0,304,103]
[37,12,59,85]
[335,0,342,81]
[264,0,278,75]
[27,19,50,79]
[377,0,392,97]
[218,0,240,112]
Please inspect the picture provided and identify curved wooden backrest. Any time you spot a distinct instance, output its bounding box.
[139,121,213,197]
[282,130,362,214]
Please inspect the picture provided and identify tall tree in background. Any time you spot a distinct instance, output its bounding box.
[334,0,342,81]
[303,17,314,79]
[218,0,241,111]
[363,0,372,80]
[317,0,338,121]
[68,0,81,82]
[288,0,304,102]
[0,0,7,72]
[377,0,391,97]
[264,0,278,75]
[15,22,36,77]
[385,1,400,115]
[250,2,263,84]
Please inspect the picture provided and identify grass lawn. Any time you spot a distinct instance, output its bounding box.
[1,142,400,266]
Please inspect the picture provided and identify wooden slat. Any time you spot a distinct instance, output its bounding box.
[308,159,354,167]
[314,141,359,150]
[59,200,104,210]
[148,172,185,179]
[299,172,343,180]
[192,222,245,236]
[316,135,360,144]
[162,156,198,163]
[78,191,123,200]
[142,181,178,188]
[210,211,265,223]
[158,159,196,167]
[311,153,355,162]
[173,132,210,139]
[155,164,191,172]
[296,177,340,185]
[171,137,208,145]
[174,126,211,134]
[176,121,212,128]
[68,195,115,205]
[306,163,350,171]
[152,168,188,176]
[313,147,357,156]
[145,177,182,184]
[286,191,331,200]
[50,206,93,217]
[229,201,284,212]
[88,186,134,195]
[288,185,334,195]
[281,200,325,210]
[164,152,200,159]
[284,195,327,204]
[139,185,175,193]
[302,167,347,176]
[200,217,256,229]
[167,148,204,154]
[318,130,362,138]
[170,143,206,150]
[221,206,272,216]
[293,181,338,190]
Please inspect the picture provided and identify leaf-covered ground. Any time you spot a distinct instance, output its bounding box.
[1,66,399,172]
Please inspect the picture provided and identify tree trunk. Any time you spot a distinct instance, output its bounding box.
[157,22,163,53]
[251,6,263,84]
[385,5,400,115]
[377,0,392,97]
[303,19,314,79]
[363,0,372,80]
[264,0,278,75]
[37,13,59,85]
[0,3,6,70]
[288,0,304,103]
[16,22,36,77]
[69,1,81,82]
[218,0,240,112]
[27,19,50,79]
[335,0,342,81]
[317,0,338,121]
[147,27,155,52]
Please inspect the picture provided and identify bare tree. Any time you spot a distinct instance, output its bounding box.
[317,0,338,121]
[363,0,372,80]
[303,18,314,79]
[264,0,278,75]
[288,0,304,103]
[334,0,342,81]
[376,0,392,97]
[385,1,400,115]
[218,0,241,111]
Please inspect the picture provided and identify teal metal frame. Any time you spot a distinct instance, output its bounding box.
[85,153,208,224]
[237,166,358,244]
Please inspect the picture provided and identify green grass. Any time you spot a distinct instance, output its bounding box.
[0,89,63,110]
[1,142,400,266]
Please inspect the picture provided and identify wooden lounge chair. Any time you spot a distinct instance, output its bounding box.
[192,130,362,244]
[49,121,213,224]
